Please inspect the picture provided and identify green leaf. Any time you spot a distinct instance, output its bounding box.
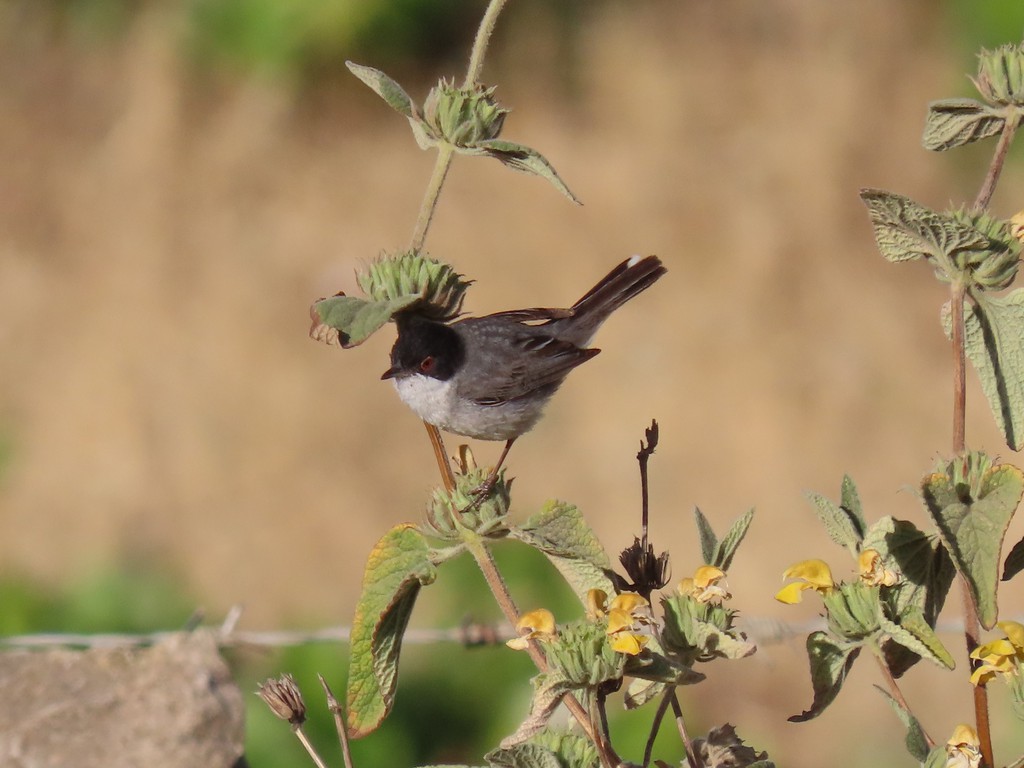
[527,731,600,768]
[805,488,863,554]
[1004,535,1024,580]
[346,524,437,737]
[715,508,754,571]
[922,463,1024,628]
[487,743,564,768]
[346,61,417,119]
[509,502,614,600]
[923,98,1006,151]
[862,516,955,626]
[860,189,992,266]
[878,610,954,670]
[498,676,575,751]
[875,686,931,762]
[839,475,867,538]
[310,294,421,348]
[788,631,860,722]
[947,291,1024,449]
[472,139,581,205]
[693,507,718,565]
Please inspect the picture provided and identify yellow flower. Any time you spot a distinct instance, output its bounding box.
[678,565,731,603]
[586,588,609,620]
[605,592,652,656]
[775,559,835,604]
[945,724,981,768]
[506,608,556,650]
[969,620,1024,685]
[857,548,900,587]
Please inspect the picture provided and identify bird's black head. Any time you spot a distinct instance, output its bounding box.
[381,314,465,381]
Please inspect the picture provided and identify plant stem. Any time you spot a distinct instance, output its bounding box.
[873,651,934,750]
[670,693,702,768]
[294,725,330,768]
[972,110,1019,212]
[961,580,994,768]
[461,532,621,767]
[410,143,454,252]
[642,687,674,768]
[464,0,509,88]
[951,280,967,454]
[318,675,355,768]
[424,422,456,491]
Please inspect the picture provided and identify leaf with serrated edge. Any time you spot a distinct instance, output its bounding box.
[805,489,862,554]
[693,507,718,565]
[923,98,1006,151]
[788,631,861,722]
[716,508,754,571]
[922,463,1024,629]
[473,139,581,205]
[509,502,613,600]
[878,612,954,669]
[875,686,931,761]
[860,189,992,265]
[346,62,416,118]
[311,294,421,348]
[944,291,1024,449]
[1004,536,1024,581]
[487,743,564,768]
[498,677,574,750]
[346,524,436,737]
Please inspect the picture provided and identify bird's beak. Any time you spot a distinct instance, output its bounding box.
[380,366,399,380]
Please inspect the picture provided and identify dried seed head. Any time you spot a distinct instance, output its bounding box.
[257,674,306,727]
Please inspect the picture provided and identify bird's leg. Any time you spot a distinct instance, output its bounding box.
[472,438,516,501]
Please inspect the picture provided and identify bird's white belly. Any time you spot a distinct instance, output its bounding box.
[391,375,543,441]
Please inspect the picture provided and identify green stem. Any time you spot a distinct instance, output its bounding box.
[461,532,621,768]
[872,649,934,750]
[464,0,509,88]
[409,143,455,252]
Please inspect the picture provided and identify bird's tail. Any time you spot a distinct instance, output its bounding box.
[564,255,666,343]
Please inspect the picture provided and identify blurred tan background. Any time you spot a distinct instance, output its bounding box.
[3,1,1024,765]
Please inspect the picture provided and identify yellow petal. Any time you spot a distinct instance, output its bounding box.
[693,565,726,588]
[515,608,555,637]
[586,589,608,620]
[947,723,980,748]
[782,559,834,590]
[775,581,812,605]
[971,638,1015,663]
[609,631,649,656]
[677,577,695,596]
[997,620,1024,651]
[610,592,649,613]
[857,549,880,574]
[607,607,634,635]
[970,663,1000,686]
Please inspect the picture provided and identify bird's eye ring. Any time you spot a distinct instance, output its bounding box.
[419,356,436,373]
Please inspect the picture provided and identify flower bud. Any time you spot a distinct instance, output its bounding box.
[357,251,470,321]
[423,79,508,147]
[257,674,306,727]
[973,43,1024,105]
[950,209,1021,291]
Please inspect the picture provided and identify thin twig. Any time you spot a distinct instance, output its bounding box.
[319,675,355,768]
[425,422,456,491]
[636,420,659,548]
[873,651,935,750]
[642,687,675,768]
[961,579,994,768]
[409,143,455,253]
[294,725,330,768]
[972,111,1019,212]
[670,693,702,768]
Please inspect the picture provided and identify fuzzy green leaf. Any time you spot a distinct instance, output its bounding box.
[715,508,754,571]
[805,489,863,554]
[862,516,955,625]
[310,294,421,348]
[487,743,565,768]
[860,189,992,265]
[472,139,581,205]
[346,62,417,119]
[693,507,718,565]
[1004,536,1024,581]
[510,502,614,600]
[788,631,860,722]
[946,291,1024,449]
[875,686,931,761]
[922,463,1024,628]
[923,98,1006,150]
[840,475,867,539]
[346,524,436,737]
[498,677,575,752]
[878,610,954,670]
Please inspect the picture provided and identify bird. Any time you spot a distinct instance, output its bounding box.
[381,254,667,495]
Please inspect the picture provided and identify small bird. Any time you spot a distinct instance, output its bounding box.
[381,254,667,492]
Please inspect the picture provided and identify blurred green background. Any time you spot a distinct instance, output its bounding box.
[4,0,1024,766]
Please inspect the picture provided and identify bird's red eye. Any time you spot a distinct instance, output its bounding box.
[419,356,436,373]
